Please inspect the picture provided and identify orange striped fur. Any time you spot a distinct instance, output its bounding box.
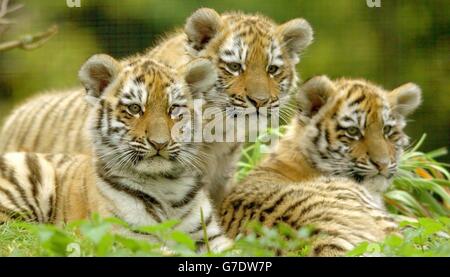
[0,54,232,252]
[221,77,422,256]
[0,8,314,207]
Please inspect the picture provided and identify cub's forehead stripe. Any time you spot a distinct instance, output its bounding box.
[268,40,284,67]
[220,36,245,63]
[121,79,148,105]
[220,35,285,66]
[338,92,397,129]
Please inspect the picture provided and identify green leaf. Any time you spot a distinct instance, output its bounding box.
[385,190,428,216]
[346,241,369,256]
[171,231,196,251]
[418,218,445,235]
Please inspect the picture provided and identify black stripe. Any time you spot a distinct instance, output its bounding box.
[129,228,160,241]
[5,102,45,150]
[313,243,346,256]
[32,92,79,150]
[60,95,86,149]
[291,201,327,228]
[25,153,45,221]
[47,194,54,223]
[0,186,31,220]
[222,188,277,233]
[98,171,164,222]
[195,232,224,249]
[275,194,311,223]
[96,100,105,131]
[299,211,379,243]
[346,84,363,99]
[170,182,203,208]
[207,233,224,242]
[312,122,322,146]
[260,189,296,216]
[349,94,366,107]
[0,156,40,220]
[105,103,113,136]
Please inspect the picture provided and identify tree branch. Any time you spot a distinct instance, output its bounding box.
[0,24,58,52]
[0,1,58,52]
[0,0,24,25]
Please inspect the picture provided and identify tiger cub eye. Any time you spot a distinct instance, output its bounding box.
[128,104,142,115]
[346,126,360,137]
[268,65,279,74]
[383,125,392,135]
[227,62,242,72]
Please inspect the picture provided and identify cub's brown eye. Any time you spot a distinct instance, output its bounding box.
[128,104,142,115]
[227,62,242,72]
[268,65,279,74]
[383,125,392,135]
[346,127,360,137]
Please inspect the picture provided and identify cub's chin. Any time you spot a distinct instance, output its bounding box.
[134,156,177,175]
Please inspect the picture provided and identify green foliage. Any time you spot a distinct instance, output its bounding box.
[386,134,450,218]
[347,217,450,257]
[0,215,196,257]
[0,215,312,257]
[237,127,287,181]
[231,221,312,257]
[1,213,448,257]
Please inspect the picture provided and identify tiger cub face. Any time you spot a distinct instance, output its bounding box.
[185,8,313,123]
[79,55,216,176]
[296,76,422,194]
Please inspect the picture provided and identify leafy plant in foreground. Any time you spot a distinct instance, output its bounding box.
[347,217,450,257]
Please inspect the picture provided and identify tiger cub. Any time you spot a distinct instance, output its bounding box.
[0,8,313,207]
[151,9,313,204]
[0,55,231,252]
[221,76,422,256]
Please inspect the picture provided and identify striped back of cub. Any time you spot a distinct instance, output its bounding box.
[0,153,96,223]
[221,175,398,256]
[0,90,91,154]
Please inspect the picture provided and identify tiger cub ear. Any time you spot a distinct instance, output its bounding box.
[297,75,335,117]
[388,83,422,116]
[184,58,217,96]
[79,54,122,99]
[277,18,313,64]
[185,8,222,51]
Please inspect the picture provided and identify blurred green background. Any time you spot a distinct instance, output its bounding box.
[0,0,448,159]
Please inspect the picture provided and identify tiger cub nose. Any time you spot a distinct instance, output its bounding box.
[246,95,269,108]
[371,158,389,173]
[148,139,169,151]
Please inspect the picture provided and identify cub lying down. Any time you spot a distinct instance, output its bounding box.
[221,76,421,256]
